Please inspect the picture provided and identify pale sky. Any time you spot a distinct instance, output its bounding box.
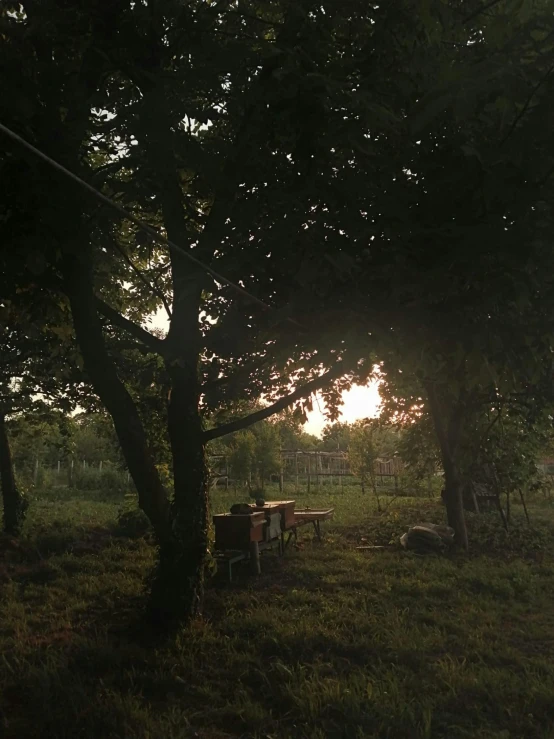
[304,381,381,437]
[147,307,381,438]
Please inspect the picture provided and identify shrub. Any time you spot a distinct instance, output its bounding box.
[35,466,59,490]
[116,508,152,539]
[396,470,442,498]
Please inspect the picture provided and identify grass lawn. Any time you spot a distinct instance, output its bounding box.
[1,485,554,738]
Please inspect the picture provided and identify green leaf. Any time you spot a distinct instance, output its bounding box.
[530,29,549,41]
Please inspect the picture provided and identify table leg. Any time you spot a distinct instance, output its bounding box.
[249,541,261,575]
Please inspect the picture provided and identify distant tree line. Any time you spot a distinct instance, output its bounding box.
[9,393,554,505]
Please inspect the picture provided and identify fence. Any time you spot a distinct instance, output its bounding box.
[208,450,436,496]
[13,458,131,491]
[14,453,441,499]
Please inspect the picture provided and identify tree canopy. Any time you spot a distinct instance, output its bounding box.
[2,0,554,620]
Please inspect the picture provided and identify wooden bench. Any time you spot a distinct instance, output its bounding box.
[282,508,335,551]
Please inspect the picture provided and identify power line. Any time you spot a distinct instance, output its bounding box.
[0,121,276,313]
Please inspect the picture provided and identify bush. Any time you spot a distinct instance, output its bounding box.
[396,470,442,498]
[116,508,152,539]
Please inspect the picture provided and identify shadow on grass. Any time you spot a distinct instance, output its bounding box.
[3,496,554,738]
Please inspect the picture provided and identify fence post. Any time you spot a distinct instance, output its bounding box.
[33,458,39,485]
[57,460,61,475]
[316,452,320,491]
[70,459,74,485]
[99,460,103,472]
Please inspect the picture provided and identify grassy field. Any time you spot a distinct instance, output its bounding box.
[1,484,554,738]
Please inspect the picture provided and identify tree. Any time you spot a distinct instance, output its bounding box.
[72,412,122,467]
[348,419,400,505]
[4,0,554,609]
[0,295,79,533]
[394,416,441,484]
[1,0,372,624]
[454,385,554,510]
[286,0,554,548]
[228,431,256,491]
[349,421,379,497]
[0,413,25,536]
[379,339,554,534]
[251,422,281,491]
[321,422,353,452]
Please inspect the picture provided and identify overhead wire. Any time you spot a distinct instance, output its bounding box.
[0,123,357,419]
[0,121,285,317]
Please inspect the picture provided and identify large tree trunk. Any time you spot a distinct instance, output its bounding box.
[135,14,306,619]
[63,253,170,540]
[151,247,210,624]
[441,455,468,551]
[149,363,208,625]
[0,412,27,535]
[140,78,218,624]
[64,248,211,626]
[425,382,469,550]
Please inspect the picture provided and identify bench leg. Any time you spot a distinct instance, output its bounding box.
[312,520,322,541]
[284,529,296,551]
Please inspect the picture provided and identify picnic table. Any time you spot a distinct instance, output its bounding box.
[212,502,335,580]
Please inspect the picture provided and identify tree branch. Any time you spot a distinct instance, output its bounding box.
[110,238,173,319]
[462,0,505,24]
[203,363,346,442]
[96,298,166,355]
[202,355,272,393]
[502,63,554,145]
[479,404,503,448]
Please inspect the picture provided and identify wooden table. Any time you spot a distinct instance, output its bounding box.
[212,504,335,578]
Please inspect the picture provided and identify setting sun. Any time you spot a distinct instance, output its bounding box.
[304,380,382,437]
